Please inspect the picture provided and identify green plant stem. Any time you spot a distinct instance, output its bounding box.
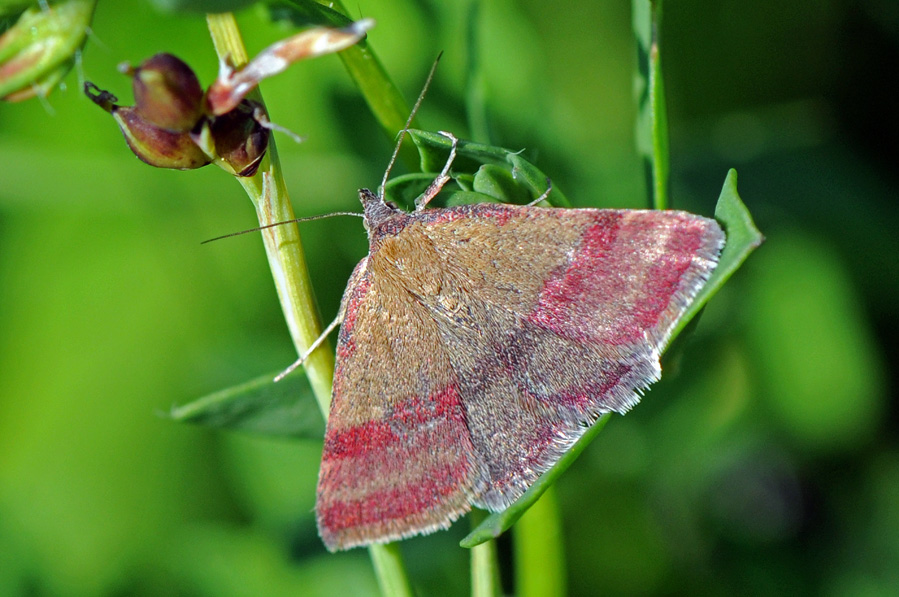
[369,542,415,597]
[464,0,490,144]
[320,0,419,169]
[470,510,501,597]
[513,486,566,597]
[206,12,333,414]
[633,0,669,210]
[205,14,413,597]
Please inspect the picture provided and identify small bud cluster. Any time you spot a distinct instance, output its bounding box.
[83,19,373,177]
[85,52,266,174]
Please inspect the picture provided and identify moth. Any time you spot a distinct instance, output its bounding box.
[303,132,725,551]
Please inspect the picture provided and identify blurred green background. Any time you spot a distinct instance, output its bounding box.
[1,1,897,595]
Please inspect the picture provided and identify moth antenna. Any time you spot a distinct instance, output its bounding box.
[275,314,343,382]
[201,212,363,244]
[378,51,444,198]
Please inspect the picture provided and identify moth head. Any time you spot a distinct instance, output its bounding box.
[359,188,401,230]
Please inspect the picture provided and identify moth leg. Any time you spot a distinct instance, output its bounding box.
[415,131,459,211]
[275,314,342,382]
[526,178,553,207]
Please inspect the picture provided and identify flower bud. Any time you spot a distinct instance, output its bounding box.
[82,21,372,177]
[114,106,211,170]
[0,0,94,101]
[126,53,204,132]
[192,99,269,177]
[84,82,210,170]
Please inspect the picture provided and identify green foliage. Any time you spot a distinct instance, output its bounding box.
[168,369,325,439]
[1,1,894,596]
[670,168,763,340]
[405,128,570,206]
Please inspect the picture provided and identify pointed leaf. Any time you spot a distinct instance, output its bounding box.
[168,370,325,439]
[669,168,764,340]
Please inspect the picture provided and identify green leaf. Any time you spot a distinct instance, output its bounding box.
[266,0,354,29]
[168,370,325,439]
[463,169,762,548]
[668,168,764,341]
[473,164,536,205]
[405,129,571,207]
[381,165,536,210]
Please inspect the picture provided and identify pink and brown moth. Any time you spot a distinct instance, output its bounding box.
[312,132,724,551]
